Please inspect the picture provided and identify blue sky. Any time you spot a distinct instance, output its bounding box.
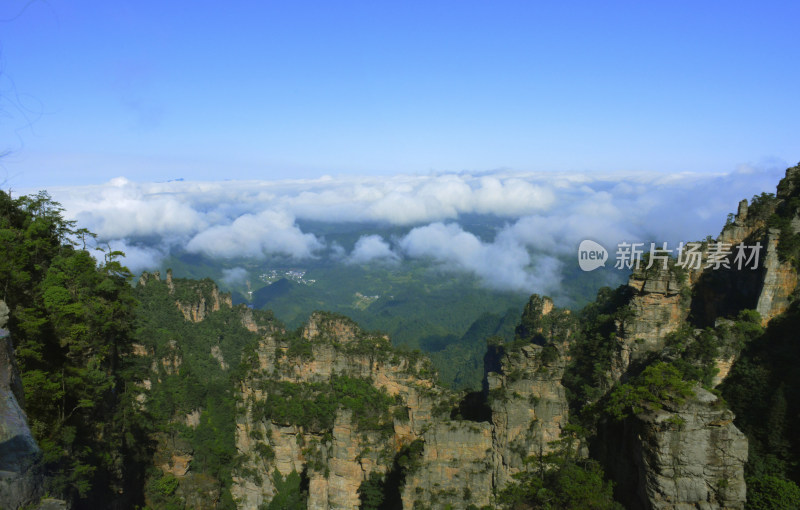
[1,0,798,189]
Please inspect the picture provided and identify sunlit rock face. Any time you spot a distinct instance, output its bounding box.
[486,297,573,490]
[611,265,690,382]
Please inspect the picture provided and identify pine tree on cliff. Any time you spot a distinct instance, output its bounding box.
[0,190,142,507]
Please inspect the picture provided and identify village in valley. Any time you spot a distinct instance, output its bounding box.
[259,269,316,285]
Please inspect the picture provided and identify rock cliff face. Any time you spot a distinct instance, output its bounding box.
[693,167,799,327]
[161,270,754,509]
[486,296,572,488]
[224,292,578,509]
[764,165,800,322]
[586,268,752,509]
[587,258,752,510]
[231,311,490,509]
[753,229,796,324]
[487,343,570,488]
[139,270,233,322]
[588,168,800,509]
[134,274,267,510]
[612,265,691,381]
[596,387,747,510]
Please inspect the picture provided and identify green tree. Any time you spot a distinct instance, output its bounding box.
[498,426,622,509]
[0,190,141,506]
[746,475,800,510]
[359,471,386,509]
[605,362,695,420]
[264,470,307,510]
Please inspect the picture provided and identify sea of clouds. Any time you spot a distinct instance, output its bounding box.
[40,165,785,295]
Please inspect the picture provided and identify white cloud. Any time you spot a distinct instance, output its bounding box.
[348,235,399,264]
[472,176,556,215]
[398,222,562,294]
[63,177,207,239]
[89,239,167,273]
[221,267,249,285]
[39,164,787,293]
[185,209,323,259]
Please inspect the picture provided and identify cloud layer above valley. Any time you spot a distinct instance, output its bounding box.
[40,165,786,295]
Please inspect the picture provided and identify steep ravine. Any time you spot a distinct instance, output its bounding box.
[140,273,751,509]
[229,308,567,509]
[132,274,572,509]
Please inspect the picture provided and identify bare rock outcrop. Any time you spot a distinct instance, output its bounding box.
[0,300,8,329]
[612,265,690,381]
[230,303,575,508]
[401,421,494,508]
[488,342,570,488]
[232,312,454,509]
[175,282,233,323]
[754,229,796,324]
[139,271,235,323]
[596,386,747,509]
[696,166,799,328]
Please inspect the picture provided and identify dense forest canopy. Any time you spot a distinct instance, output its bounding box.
[1,190,141,504]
